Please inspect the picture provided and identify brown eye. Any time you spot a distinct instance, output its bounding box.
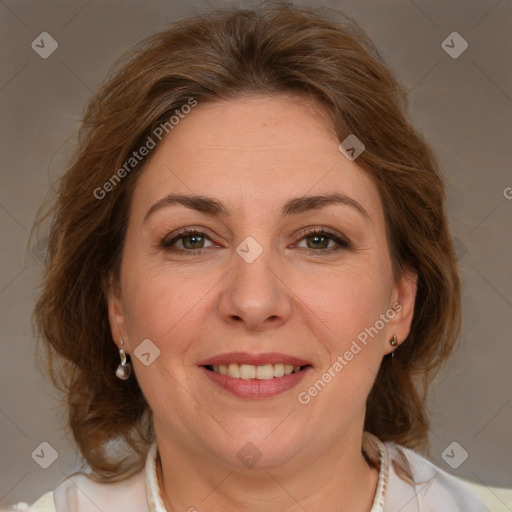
[296,228,350,253]
[161,229,214,254]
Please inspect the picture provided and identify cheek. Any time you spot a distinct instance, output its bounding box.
[120,266,213,411]
[300,263,392,344]
[121,260,219,353]
[295,265,390,404]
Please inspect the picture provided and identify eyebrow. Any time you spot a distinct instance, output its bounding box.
[143,192,370,223]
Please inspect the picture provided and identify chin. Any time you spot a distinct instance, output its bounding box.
[208,423,306,470]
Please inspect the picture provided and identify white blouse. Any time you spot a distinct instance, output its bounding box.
[9,434,489,511]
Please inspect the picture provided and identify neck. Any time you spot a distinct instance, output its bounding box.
[155,429,380,512]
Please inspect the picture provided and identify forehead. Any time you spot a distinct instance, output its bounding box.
[130,94,382,222]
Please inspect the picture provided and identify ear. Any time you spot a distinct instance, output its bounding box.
[384,266,418,355]
[104,274,129,352]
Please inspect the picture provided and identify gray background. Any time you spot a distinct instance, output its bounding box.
[1,0,511,506]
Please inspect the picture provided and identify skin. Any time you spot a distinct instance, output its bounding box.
[107,93,417,512]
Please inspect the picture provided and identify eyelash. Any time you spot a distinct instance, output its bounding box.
[161,227,350,255]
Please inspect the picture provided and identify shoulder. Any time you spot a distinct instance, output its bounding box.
[0,503,42,512]
[5,444,159,512]
[384,441,489,511]
[53,469,148,512]
[7,467,148,512]
[0,493,55,512]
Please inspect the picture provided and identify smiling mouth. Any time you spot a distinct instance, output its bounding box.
[203,363,311,380]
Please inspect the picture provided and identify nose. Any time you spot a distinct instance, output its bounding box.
[217,243,293,332]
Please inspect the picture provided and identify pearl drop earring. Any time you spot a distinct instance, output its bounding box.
[116,338,132,380]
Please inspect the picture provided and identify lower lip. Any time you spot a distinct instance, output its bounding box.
[200,366,312,399]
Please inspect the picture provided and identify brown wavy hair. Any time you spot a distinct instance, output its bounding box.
[33,1,461,481]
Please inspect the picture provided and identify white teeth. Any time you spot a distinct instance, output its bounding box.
[227,363,240,378]
[239,364,256,379]
[255,364,274,380]
[212,363,302,379]
[273,363,285,377]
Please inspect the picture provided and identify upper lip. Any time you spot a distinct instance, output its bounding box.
[198,352,312,367]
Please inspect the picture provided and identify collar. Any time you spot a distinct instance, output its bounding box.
[145,442,167,511]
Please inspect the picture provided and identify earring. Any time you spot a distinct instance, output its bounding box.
[390,334,398,347]
[116,338,132,380]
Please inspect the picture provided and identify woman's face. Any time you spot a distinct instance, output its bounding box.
[107,93,417,469]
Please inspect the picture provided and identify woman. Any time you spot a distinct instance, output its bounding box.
[15,2,489,510]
